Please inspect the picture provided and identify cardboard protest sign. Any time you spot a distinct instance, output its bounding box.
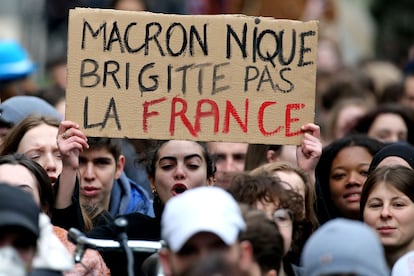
[66,8,318,144]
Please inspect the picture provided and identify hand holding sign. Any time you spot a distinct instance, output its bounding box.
[66,8,318,145]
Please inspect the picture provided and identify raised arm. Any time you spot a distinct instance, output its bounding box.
[296,123,322,185]
[55,121,89,209]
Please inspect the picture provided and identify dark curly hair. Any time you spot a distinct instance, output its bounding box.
[227,172,304,258]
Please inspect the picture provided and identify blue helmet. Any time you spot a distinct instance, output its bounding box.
[0,40,36,81]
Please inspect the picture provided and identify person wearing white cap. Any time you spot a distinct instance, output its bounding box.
[179,206,285,276]
[159,186,250,276]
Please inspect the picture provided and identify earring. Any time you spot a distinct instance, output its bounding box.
[152,189,160,201]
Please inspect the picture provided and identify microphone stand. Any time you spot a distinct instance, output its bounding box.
[68,227,88,264]
[68,226,162,276]
[114,217,134,276]
[68,229,162,253]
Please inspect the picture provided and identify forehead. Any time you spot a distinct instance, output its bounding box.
[20,124,58,143]
[207,142,247,154]
[335,146,371,160]
[23,123,57,136]
[337,105,367,123]
[377,156,412,169]
[331,146,372,170]
[371,113,407,128]
[0,164,36,184]
[369,181,406,197]
[158,140,205,159]
[80,147,114,158]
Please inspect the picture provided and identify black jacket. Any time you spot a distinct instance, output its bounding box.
[87,201,163,276]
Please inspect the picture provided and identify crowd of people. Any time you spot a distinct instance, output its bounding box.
[2,0,414,275]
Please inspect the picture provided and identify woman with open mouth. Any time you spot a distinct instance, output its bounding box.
[147,140,215,204]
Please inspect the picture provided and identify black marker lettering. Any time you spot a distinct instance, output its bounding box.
[257,65,275,92]
[226,23,247,59]
[175,64,194,94]
[244,66,259,92]
[84,97,103,129]
[298,30,316,67]
[82,20,106,50]
[144,22,165,56]
[138,62,159,95]
[194,62,212,94]
[275,67,294,93]
[189,24,208,56]
[101,97,121,130]
[166,22,187,56]
[124,22,139,53]
[278,29,296,66]
[107,21,125,52]
[212,62,230,95]
[80,59,100,88]
[103,60,121,89]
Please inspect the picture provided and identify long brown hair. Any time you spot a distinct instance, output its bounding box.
[361,165,414,218]
[0,115,60,155]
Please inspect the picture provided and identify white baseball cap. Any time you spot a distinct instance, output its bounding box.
[161,186,246,252]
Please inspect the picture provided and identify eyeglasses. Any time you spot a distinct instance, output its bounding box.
[273,208,293,227]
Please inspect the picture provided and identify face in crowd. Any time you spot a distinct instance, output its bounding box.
[150,140,214,204]
[78,143,124,211]
[164,231,244,275]
[329,145,372,219]
[1,116,62,185]
[18,123,62,184]
[367,113,408,143]
[362,166,414,265]
[207,142,248,189]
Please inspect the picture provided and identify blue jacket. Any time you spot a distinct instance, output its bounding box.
[109,172,154,218]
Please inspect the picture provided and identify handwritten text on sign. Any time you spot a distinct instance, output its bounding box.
[66,8,318,144]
